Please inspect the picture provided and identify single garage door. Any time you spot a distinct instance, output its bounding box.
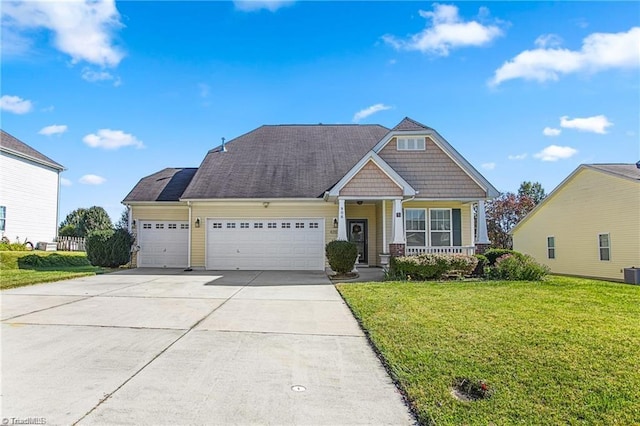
[206,218,325,270]
[138,221,189,268]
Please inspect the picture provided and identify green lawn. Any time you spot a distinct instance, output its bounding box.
[337,276,640,425]
[0,251,104,290]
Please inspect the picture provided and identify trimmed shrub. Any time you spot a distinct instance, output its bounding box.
[86,229,134,268]
[484,249,515,266]
[18,253,91,268]
[472,254,488,277]
[391,253,478,281]
[326,240,358,274]
[486,253,549,281]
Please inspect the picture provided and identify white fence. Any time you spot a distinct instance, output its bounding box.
[56,236,86,252]
[405,246,475,256]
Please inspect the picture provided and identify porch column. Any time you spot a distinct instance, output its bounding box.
[476,200,490,244]
[337,198,348,240]
[391,199,405,243]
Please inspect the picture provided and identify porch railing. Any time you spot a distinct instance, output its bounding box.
[405,246,475,256]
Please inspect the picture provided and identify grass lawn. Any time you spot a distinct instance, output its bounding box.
[0,251,104,290]
[337,276,640,425]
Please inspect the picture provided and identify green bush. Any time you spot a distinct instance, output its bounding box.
[326,240,358,274]
[484,249,516,266]
[390,253,478,281]
[86,229,133,267]
[0,242,29,251]
[486,253,549,281]
[17,253,91,268]
[59,224,80,237]
[472,254,488,277]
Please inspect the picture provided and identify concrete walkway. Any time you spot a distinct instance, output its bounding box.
[1,269,414,425]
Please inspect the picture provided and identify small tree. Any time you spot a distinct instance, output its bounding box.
[59,206,113,237]
[518,181,546,204]
[86,228,134,267]
[115,208,129,230]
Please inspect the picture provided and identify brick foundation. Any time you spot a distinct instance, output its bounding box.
[475,243,491,255]
[389,243,405,257]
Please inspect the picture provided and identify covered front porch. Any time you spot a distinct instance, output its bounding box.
[334,197,490,267]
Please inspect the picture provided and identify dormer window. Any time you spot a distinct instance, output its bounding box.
[397,137,425,151]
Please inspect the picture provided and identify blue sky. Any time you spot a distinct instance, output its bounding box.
[2,1,639,223]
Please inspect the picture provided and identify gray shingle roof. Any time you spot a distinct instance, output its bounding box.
[586,163,640,181]
[1,130,64,170]
[181,124,390,199]
[123,168,198,202]
[391,117,433,132]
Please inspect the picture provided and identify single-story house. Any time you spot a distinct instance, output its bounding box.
[0,130,66,246]
[123,117,499,270]
[512,163,640,282]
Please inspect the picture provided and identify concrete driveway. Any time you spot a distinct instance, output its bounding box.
[1,269,414,425]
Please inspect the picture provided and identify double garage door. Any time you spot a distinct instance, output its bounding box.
[206,218,325,270]
[137,221,189,268]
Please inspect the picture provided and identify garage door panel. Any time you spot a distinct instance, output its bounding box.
[207,218,324,270]
[138,221,188,268]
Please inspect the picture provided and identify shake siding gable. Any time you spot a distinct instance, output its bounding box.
[339,161,403,197]
[379,137,486,198]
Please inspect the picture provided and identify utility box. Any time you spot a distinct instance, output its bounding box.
[623,268,640,285]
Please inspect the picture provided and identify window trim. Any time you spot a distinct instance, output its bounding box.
[598,233,610,261]
[404,208,427,247]
[397,137,426,151]
[429,208,452,247]
[547,236,555,259]
[0,206,6,232]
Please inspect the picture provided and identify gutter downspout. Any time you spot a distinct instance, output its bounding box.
[185,201,193,271]
[55,171,61,241]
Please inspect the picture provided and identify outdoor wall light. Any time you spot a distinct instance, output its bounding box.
[357,200,363,205]
[195,217,201,228]
[263,202,270,208]
[333,218,338,228]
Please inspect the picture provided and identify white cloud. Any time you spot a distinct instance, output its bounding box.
[560,115,612,134]
[508,153,527,160]
[0,95,33,114]
[83,129,144,150]
[38,124,68,136]
[534,34,563,48]
[79,174,106,185]
[60,177,72,187]
[481,162,496,170]
[81,68,121,86]
[543,127,561,137]
[383,3,504,56]
[491,27,640,86]
[2,0,125,67]
[234,1,294,12]
[534,145,578,162]
[352,104,392,123]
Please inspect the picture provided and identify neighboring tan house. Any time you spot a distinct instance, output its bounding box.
[512,163,640,282]
[0,130,65,246]
[123,117,499,270]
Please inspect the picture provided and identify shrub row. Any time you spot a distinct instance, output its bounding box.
[17,253,91,268]
[86,229,134,268]
[486,252,549,281]
[390,253,478,280]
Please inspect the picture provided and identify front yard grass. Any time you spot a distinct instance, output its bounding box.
[0,251,104,290]
[337,276,640,425]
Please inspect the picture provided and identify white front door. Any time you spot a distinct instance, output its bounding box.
[206,218,324,270]
[138,221,189,268]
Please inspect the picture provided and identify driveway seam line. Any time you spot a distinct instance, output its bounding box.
[73,271,262,425]
[1,296,92,322]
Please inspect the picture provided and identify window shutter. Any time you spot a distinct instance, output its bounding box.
[452,209,462,246]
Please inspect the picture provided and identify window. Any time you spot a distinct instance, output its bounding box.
[429,209,451,247]
[155,223,164,229]
[268,222,277,229]
[282,223,291,229]
[405,209,426,247]
[295,222,304,229]
[0,206,5,232]
[212,223,222,229]
[180,223,189,230]
[547,236,555,259]
[227,223,236,229]
[240,222,249,229]
[168,223,177,229]
[397,137,426,151]
[254,222,263,229]
[310,222,319,229]
[599,233,610,261]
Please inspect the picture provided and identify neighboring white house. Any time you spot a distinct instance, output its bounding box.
[0,130,65,245]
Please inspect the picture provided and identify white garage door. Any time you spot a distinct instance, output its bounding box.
[138,221,189,268]
[206,218,325,270]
